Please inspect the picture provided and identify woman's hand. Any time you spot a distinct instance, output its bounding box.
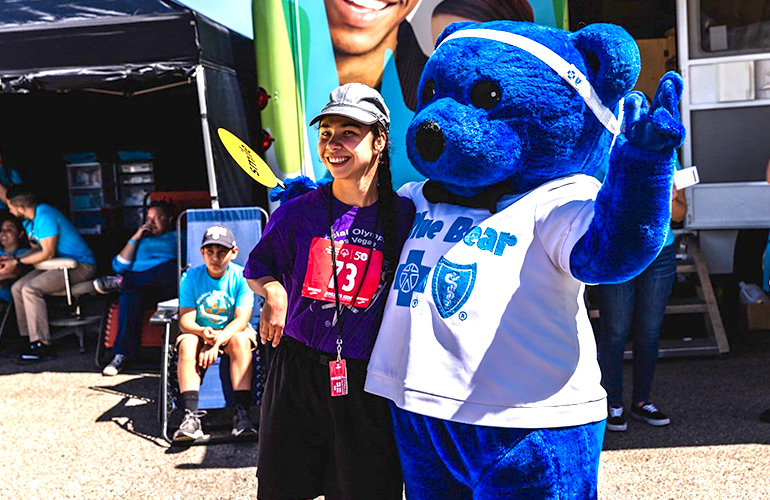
[260,281,288,348]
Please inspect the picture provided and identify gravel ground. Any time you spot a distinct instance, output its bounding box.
[1,335,770,500]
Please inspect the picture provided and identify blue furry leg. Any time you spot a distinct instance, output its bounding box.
[390,404,605,500]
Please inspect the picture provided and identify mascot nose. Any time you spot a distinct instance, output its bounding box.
[415,121,445,163]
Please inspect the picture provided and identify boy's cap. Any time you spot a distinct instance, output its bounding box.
[309,83,390,130]
[201,225,236,249]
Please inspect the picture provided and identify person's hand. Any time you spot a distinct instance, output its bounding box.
[200,326,218,345]
[198,343,219,369]
[0,259,17,274]
[132,223,151,241]
[260,283,288,348]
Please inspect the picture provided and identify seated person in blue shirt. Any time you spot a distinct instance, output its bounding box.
[0,215,30,301]
[99,200,178,376]
[173,225,258,442]
[0,186,96,363]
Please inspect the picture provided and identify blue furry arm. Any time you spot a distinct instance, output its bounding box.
[570,136,674,284]
[570,72,685,284]
[269,176,323,204]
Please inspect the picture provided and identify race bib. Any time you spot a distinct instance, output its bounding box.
[302,237,383,308]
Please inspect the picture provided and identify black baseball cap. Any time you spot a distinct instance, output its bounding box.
[200,225,236,249]
[309,83,390,130]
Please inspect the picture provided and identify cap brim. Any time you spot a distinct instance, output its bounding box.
[309,104,380,127]
[200,241,235,249]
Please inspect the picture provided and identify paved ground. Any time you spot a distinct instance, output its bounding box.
[1,333,770,500]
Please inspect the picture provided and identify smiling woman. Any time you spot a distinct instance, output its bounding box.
[325,0,419,89]
[244,83,416,500]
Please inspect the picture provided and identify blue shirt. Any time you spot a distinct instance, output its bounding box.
[112,231,177,273]
[0,167,22,211]
[23,203,96,265]
[179,262,254,329]
[0,246,28,302]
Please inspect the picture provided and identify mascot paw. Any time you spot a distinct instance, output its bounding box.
[624,71,686,151]
[269,176,320,204]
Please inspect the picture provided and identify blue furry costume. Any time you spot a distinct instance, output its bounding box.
[361,21,685,500]
[273,20,685,500]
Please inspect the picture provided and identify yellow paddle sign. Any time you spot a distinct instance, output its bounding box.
[217,128,285,188]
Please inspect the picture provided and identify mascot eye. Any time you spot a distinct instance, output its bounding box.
[470,81,502,110]
[421,79,436,104]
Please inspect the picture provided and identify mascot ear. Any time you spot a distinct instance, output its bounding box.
[435,21,477,48]
[570,23,641,107]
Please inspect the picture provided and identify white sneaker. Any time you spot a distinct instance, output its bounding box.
[102,354,128,376]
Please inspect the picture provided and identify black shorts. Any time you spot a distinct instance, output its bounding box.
[257,336,403,500]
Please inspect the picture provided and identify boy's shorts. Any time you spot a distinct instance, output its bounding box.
[257,335,403,500]
[175,325,258,353]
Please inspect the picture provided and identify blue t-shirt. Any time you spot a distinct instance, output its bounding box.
[179,262,254,329]
[0,246,28,302]
[23,203,96,266]
[0,167,23,211]
[112,231,177,273]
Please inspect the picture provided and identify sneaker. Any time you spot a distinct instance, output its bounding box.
[630,402,671,427]
[172,409,206,442]
[606,406,627,432]
[232,405,258,438]
[102,354,128,376]
[17,341,54,364]
[93,274,124,295]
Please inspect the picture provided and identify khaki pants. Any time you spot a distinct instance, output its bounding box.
[11,263,96,343]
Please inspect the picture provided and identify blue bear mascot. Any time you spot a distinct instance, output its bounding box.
[359,21,686,499]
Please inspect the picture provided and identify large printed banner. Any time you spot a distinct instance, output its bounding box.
[254,0,568,189]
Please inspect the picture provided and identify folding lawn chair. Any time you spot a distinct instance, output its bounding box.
[158,206,269,444]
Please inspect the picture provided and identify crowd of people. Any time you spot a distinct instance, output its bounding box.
[0,80,767,498]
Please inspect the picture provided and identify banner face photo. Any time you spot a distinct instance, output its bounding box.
[255,0,568,189]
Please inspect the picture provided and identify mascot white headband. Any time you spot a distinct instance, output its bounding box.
[438,29,623,136]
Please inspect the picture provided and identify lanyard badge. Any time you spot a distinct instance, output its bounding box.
[327,185,378,397]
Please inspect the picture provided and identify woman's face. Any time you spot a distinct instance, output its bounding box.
[0,220,20,248]
[325,0,418,56]
[318,115,384,182]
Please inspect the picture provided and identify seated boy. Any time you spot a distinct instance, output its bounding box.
[173,225,258,442]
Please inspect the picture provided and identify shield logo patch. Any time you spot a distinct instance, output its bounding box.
[431,257,477,319]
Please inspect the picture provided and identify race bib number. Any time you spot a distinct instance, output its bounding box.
[302,237,383,308]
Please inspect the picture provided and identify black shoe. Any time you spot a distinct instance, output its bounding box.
[607,406,627,432]
[630,402,670,427]
[231,405,258,438]
[17,341,54,364]
[760,409,770,423]
[93,274,124,295]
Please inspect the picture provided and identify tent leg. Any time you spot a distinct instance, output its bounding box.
[195,65,219,209]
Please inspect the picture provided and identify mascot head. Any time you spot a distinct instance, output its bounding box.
[407,21,641,197]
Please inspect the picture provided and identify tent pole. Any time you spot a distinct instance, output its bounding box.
[195,65,220,209]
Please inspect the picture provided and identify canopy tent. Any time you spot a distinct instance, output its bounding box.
[0,0,264,209]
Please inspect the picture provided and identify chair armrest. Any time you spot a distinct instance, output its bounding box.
[34,258,77,270]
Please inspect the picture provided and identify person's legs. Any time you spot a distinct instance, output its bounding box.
[596,279,637,407]
[173,334,205,441]
[223,328,258,437]
[390,406,471,500]
[257,340,329,499]
[630,244,676,406]
[19,269,68,344]
[326,362,403,500]
[10,270,42,339]
[472,421,605,499]
[111,261,177,361]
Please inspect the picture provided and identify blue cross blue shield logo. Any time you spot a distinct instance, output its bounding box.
[394,250,430,307]
[431,257,476,319]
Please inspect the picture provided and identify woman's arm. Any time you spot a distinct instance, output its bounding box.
[248,276,288,348]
